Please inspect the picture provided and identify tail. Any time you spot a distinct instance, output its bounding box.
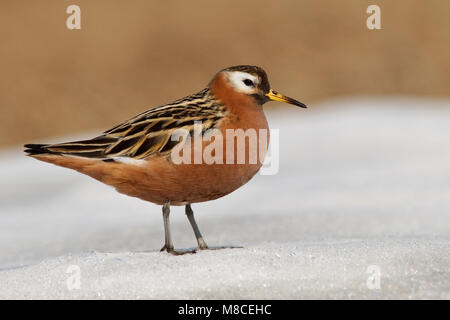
[24,136,117,158]
[24,144,52,156]
[23,142,126,188]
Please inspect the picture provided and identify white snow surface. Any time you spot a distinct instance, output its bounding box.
[0,97,449,299]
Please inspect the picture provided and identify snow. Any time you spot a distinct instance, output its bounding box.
[0,97,449,299]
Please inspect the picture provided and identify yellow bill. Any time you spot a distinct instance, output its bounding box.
[265,89,307,108]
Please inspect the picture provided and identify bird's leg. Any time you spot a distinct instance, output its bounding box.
[160,200,195,255]
[185,204,208,250]
[185,204,242,251]
[160,200,174,252]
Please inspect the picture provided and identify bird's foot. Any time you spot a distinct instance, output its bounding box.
[160,244,197,256]
[159,244,242,255]
[197,242,209,251]
[197,245,243,251]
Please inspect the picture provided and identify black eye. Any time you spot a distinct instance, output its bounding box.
[243,79,254,86]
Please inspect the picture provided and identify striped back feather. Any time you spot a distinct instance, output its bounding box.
[25,88,226,160]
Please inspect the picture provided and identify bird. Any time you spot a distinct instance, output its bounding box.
[25,65,307,255]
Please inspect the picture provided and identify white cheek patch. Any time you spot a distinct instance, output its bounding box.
[226,71,259,93]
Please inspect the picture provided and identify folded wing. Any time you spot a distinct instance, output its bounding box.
[25,88,225,160]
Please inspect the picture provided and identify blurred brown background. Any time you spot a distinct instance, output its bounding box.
[1,0,449,148]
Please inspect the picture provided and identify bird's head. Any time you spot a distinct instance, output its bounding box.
[210,65,307,108]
